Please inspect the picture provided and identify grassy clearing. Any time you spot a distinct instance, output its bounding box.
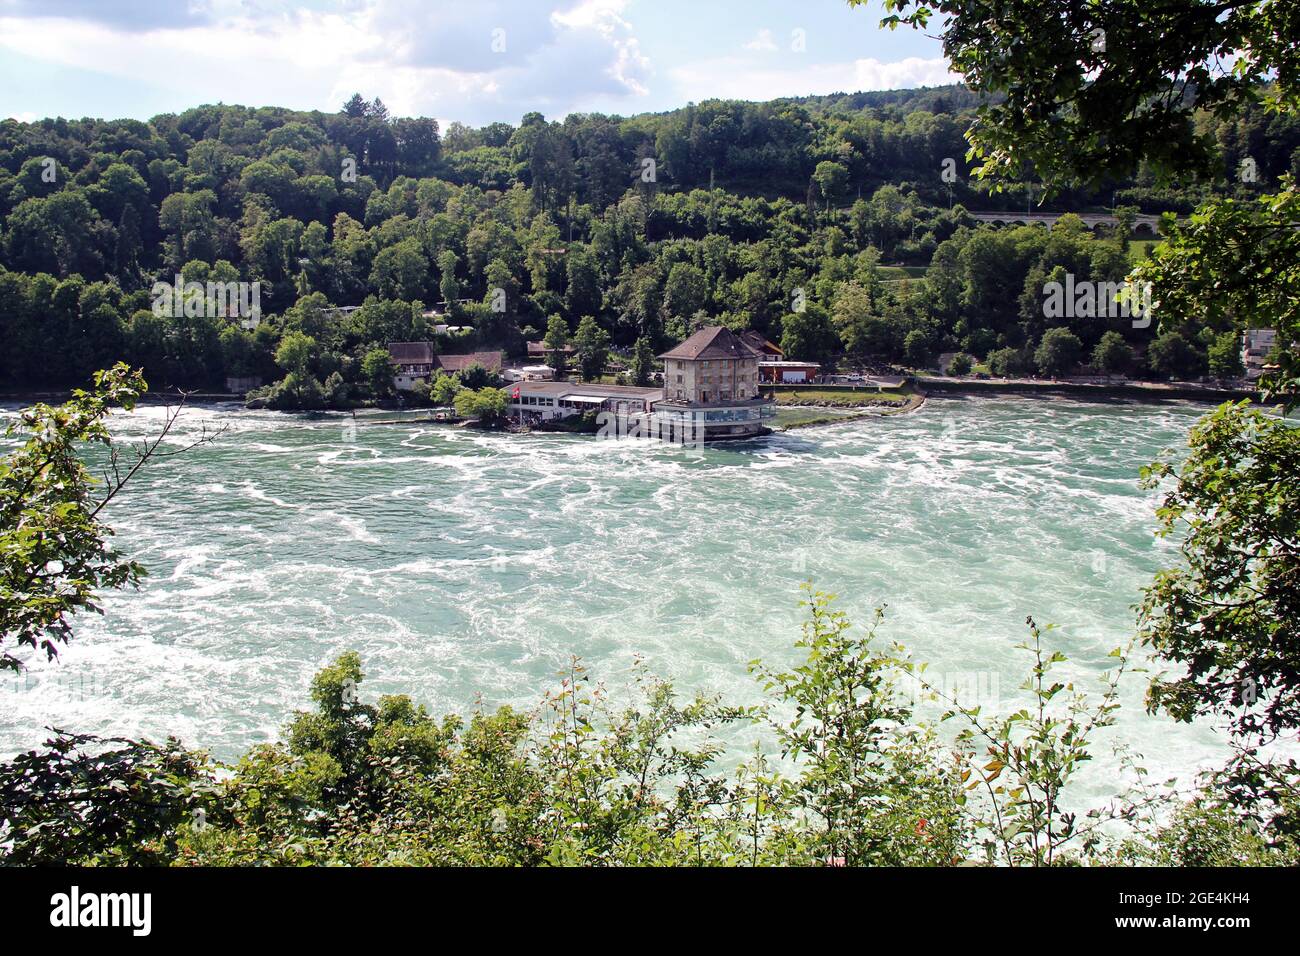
[774,406,869,429]
[1128,239,1159,262]
[775,386,910,406]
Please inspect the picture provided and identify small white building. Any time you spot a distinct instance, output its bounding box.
[508,381,664,422]
[503,365,556,383]
[760,360,820,383]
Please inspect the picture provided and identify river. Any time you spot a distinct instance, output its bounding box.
[0,395,1228,802]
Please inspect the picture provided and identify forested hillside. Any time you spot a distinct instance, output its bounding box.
[1,86,1296,403]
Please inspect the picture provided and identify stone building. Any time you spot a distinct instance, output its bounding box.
[654,326,774,439]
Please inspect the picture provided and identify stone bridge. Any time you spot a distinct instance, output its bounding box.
[966,210,1163,235]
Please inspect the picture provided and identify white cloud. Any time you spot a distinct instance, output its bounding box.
[853,56,957,91]
[552,0,629,30]
[0,0,653,123]
[0,11,380,109]
[743,28,776,52]
[550,0,649,97]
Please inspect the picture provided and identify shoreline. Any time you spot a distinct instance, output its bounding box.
[770,376,1261,432]
[1,376,1257,422]
[776,391,927,430]
[912,376,1259,403]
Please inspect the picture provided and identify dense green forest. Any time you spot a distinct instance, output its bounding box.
[2,85,1297,405]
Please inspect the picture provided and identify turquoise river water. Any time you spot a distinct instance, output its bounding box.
[0,396,1233,803]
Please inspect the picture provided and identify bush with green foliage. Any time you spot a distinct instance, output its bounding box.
[985,346,1027,378]
[453,386,508,423]
[0,732,214,866]
[945,353,972,376]
[1139,402,1300,842]
[1207,332,1246,380]
[1092,331,1133,377]
[1147,330,1204,380]
[1,364,149,671]
[1034,327,1082,377]
[360,347,394,398]
[429,371,463,406]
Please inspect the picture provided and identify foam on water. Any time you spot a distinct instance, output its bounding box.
[0,397,1234,800]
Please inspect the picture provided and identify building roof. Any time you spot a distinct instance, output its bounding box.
[527,340,576,354]
[386,343,502,373]
[434,350,503,373]
[510,381,663,400]
[738,329,783,356]
[659,326,760,361]
[389,341,435,365]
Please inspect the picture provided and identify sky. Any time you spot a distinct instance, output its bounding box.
[0,0,955,128]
